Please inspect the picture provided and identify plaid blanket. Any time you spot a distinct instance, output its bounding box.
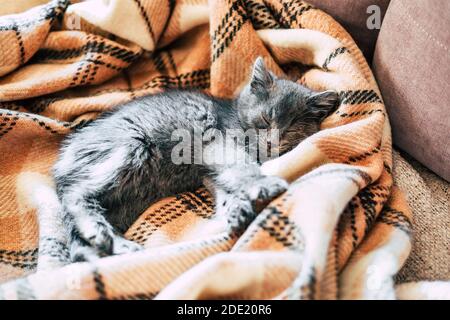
[0,0,443,300]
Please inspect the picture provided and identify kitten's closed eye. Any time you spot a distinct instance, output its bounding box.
[243,57,338,126]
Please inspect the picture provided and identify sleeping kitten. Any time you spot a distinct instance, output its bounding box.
[53,57,338,261]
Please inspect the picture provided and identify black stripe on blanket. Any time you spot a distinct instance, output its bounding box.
[0,248,38,269]
[245,0,281,29]
[88,69,210,96]
[159,0,177,43]
[112,292,158,300]
[82,58,126,72]
[343,198,360,249]
[338,90,383,105]
[194,188,215,208]
[12,23,26,65]
[142,69,211,90]
[128,193,199,243]
[352,182,391,238]
[166,50,178,74]
[258,207,303,249]
[21,98,60,114]
[322,47,348,71]
[0,102,22,111]
[34,40,141,64]
[378,207,412,236]
[132,0,156,43]
[93,268,108,300]
[383,162,392,175]
[0,110,69,138]
[336,108,385,118]
[282,0,313,28]
[359,188,380,235]
[180,192,214,219]
[152,51,168,74]
[0,114,18,139]
[212,0,249,62]
[345,144,381,164]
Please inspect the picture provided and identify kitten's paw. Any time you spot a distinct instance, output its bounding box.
[247,176,288,210]
[220,195,255,235]
[78,219,115,255]
[76,217,141,257]
[220,176,288,235]
[70,243,102,263]
[113,237,143,255]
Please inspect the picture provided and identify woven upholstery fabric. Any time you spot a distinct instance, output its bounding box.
[0,0,447,300]
[393,151,450,284]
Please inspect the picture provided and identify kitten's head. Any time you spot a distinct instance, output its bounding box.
[236,57,339,155]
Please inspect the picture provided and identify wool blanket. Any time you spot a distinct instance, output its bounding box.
[0,0,444,299]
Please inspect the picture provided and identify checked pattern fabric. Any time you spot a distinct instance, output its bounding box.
[0,0,429,299]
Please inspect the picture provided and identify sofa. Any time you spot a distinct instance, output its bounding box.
[0,0,447,294]
[306,0,449,282]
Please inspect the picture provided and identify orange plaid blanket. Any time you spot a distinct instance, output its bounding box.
[0,0,425,299]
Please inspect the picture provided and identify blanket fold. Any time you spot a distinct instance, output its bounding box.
[0,0,444,300]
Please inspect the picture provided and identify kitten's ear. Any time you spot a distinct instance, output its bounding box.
[307,90,339,120]
[250,57,274,99]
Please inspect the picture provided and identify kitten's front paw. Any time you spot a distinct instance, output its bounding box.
[220,195,254,236]
[79,219,115,255]
[247,175,288,210]
[78,219,142,257]
[113,237,143,255]
[71,245,102,263]
[222,175,288,235]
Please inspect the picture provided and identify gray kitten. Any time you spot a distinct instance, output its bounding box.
[53,57,338,261]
